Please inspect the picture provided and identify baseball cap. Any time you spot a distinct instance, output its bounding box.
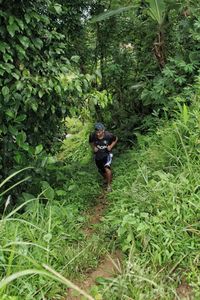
[95,122,105,131]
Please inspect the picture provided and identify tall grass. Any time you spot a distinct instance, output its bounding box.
[1,104,200,299]
[99,103,200,299]
[0,149,105,299]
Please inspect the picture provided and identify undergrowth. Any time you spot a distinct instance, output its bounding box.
[1,104,200,299]
[98,101,200,299]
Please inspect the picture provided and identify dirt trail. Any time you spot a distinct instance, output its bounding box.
[175,282,193,300]
[65,191,122,300]
[83,192,107,237]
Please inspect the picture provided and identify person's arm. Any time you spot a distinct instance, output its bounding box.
[107,136,118,151]
[89,133,98,153]
[90,143,98,153]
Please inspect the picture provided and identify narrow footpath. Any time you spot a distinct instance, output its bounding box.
[65,191,122,300]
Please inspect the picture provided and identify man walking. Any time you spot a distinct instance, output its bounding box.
[89,123,118,192]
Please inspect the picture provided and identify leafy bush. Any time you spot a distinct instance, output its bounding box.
[102,100,200,298]
[57,118,93,164]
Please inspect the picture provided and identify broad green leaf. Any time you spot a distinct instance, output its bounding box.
[83,79,88,90]
[0,68,5,76]
[189,51,200,63]
[46,156,57,164]
[2,86,9,96]
[35,144,43,155]
[71,55,80,63]
[3,53,13,62]
[22,69,30,76]
[22,192,35,201]
[33,38,43,50]
[0,124,7,134]
[55,189,67,196]
[40,15,50,25]
[30,11,41,22]
[146,0,165,26]
[9,16,14,25]
[55,85,61,94]
[54,4,62,14]
[21,142,29,151]
[6,110,15,118]
[14,152,23,164]
[76,84,82,94]
[7,22,20,37]
[0,42,8,53]
[8,125,18,135]
[2,62,15,74]
[24,13,31,24]
[38,90,44,98]
[68,184,76,191]
[18,36,30,49]
[31,101,38,112]
[15,114,26,122]
[41,181,55,201]
[16,131,26,146]
[16,81,23,90]
[15,18,24,30]
[5,62,15,69]
[15,44,26,58]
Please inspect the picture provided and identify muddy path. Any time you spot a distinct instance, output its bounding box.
[65,191,122,300]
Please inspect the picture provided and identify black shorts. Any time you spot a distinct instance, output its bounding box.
[95,153,113,175]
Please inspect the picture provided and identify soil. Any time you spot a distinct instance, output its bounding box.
[83,192,107,237]
[64,190,122,300]
[175,282,193,299]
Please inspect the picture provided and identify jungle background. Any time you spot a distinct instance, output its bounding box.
[0,0,200,299]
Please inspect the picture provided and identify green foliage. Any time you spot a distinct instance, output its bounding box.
[85,0,200,140]
[57,117,92,164]
[0,167,32,210]
[146,0,166,26]
[0,1,107,184]
[0,156,102,299]
[0,3,68,178]
[1,0,200,298]
[90,5,137,22]
[100,100,200,298]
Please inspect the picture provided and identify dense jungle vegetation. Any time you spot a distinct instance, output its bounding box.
[0,0,200,299]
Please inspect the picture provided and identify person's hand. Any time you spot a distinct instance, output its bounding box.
[94,146,99,153]
[107,145,112,151]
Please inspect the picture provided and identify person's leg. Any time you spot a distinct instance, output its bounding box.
[104,167,112,185]
[95,156,113,191]
[95,159,107,186]
[105,153,114,192]
[104,153,113,186]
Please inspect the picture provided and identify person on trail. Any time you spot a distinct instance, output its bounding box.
[89,122,118,192]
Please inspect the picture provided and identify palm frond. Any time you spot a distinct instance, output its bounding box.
[90,5,137,23]
[146,0,165,26]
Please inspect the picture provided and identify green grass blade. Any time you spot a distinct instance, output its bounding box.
[1,218,46,233]
[0,167,33,189]
[0,176,31,197]
[0,266,95,300]
[43,264,95,300]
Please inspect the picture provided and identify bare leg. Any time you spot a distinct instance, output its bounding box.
[104,167,112,185]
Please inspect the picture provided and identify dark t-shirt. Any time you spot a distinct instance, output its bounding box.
[89,131,117,160]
